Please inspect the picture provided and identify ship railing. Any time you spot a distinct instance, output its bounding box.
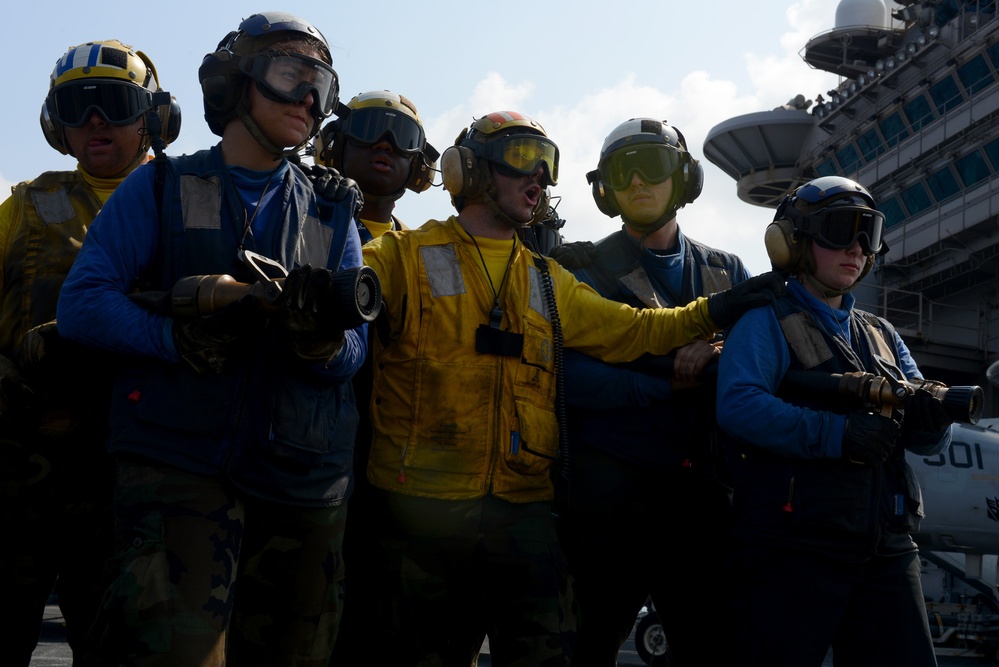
[951,0,998,41]
[855,284,987,351]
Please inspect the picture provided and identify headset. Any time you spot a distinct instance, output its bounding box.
[315,94,439,195]
[764,217,803,273]
[199,12,335,139]
[588,122,703,219]
[40,41,180,156]
[441,127,488,199]
[199,39,245,136]
[764,176,885,281]
[40,94,180,157]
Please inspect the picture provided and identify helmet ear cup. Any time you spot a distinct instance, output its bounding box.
[158,97,182,146]
[407,153,436,194]
[441,145,482,198]
[199,51,244,135]
[200,52,234,111]
[314,121,341,168]
[672,126,702,206]
[40,102,68,155]
[765,219,800,271]
[408,140,439,194]
[587,169,619,218]
[681,157,704,205]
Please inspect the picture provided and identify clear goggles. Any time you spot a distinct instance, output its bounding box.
[48,80,154,127]
[342,106,426,154]
[599,144,683,191]
[481,134,559,186]
[798,206,885,255]
[240,52,339,118]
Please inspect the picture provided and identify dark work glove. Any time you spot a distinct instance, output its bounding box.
[549,241,598,270]
[19,321,60,372]
[304,163,363,218]
[707,271,787,329]
[280,265,345,362]
[20,318,119,387]
[172,295,261,374]
[903,386,952,434]
[0,353,38,416]
[842,411,901,465]
[18,319,99,404]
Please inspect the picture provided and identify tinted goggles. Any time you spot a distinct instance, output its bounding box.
[599,144,683,191]
[342,107,426,154]
[798,206,885,255]
[241,52,338,117]
[481,135,559,185]
[48,80,154,127]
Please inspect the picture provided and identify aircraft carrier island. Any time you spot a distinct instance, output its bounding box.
[704,0,999,661]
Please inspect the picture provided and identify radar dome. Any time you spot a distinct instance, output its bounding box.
[835,0,889,28]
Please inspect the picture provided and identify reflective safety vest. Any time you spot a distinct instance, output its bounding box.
[0,171,114,437]
[0,171,101,355]
[363,217,718,503]
[558,229,749,470]
[108,148,362,506]
[730,298,923,560]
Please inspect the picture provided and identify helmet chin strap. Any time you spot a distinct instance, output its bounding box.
[236,97,309,160]
[109,145,151,180]
[618,172,682,242]
[622,211,671,246]
[370,159,418,203]
[801,246,874,298]
[67,124,150,179]
[365,191,405,207]
[484,191,525,230]
[802,271,852,298]
[467,177,537,230]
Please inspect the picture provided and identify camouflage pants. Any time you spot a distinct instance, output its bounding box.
[95,455,346,667]
[370,491,572,667]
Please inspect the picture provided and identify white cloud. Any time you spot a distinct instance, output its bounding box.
[0,0,846,277]
[393,1,844,276]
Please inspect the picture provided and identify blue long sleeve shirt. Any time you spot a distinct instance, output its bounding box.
[58,157,366,382]
[55,148,367,506]
[560,226,750,467]
[716,280,950,460]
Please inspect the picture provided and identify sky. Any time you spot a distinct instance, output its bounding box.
[0,0,877,275]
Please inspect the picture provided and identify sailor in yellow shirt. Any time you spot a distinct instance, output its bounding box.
[314,89,442,665]
[314,89,438,242]
[361,110,784,667]
[0,39,178,667]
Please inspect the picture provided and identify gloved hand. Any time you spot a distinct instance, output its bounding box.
[172,295,261,374]
[549,241,598,270]
[303,163,363,218]
[707,271,786,329]
[280,265,345,362]
[19,321,59,371]
[903,385,952,434]
[842,411,901,465]
[0,353,38,416]
[18,320,81,403]
[18,320,119,409]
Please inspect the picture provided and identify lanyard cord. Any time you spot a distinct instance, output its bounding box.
[237,166,281,251]
[469,234,517,329]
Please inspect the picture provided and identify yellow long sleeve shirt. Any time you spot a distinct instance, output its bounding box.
[362,217,719,503]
